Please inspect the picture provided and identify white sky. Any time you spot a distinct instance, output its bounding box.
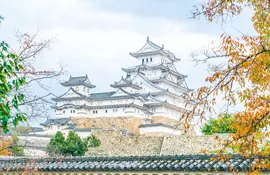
[0,0,255,131]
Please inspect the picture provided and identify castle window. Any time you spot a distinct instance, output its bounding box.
[113,109,118,112]
[105,110,107,113]
[121,130,127,136]
[87,89,89,93]
[58,126,60,130]
[150,57,153,62]
[73,110,75,113]
[83,87,86,92]
[63,110,65,114]
[146,58,148,62]
[93,111,95,114]
[70,110,72,113]
[142,59,144,64]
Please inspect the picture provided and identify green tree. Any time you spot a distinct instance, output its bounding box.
[0,41,27,133]
[46,131,94,156]
[84,134,101,148]
[201,114,237,135]
[10,135,24,156]
[46,131,66,156]
[64,131,87,156]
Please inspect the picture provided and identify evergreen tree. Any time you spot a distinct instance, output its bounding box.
[46,131,65,156]
[64,131,87,156]
[84,134,101,148]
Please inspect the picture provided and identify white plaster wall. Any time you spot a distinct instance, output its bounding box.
[152,106,182,120]
[140,126,181,135]
[24,147,47,157]
[76,131,92,138]
[136,54,161,65]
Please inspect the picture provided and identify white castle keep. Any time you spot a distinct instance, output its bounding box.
[39,37,195,136]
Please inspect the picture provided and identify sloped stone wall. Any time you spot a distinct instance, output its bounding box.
[87,131,164,156]
[86,132,225,156]
[72,116,195,136]
[72,117,144,134]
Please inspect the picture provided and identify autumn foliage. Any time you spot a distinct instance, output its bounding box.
[0,137,12,156]
[184,0,270,172]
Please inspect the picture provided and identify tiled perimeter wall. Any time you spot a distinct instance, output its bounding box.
[0,172,268,175]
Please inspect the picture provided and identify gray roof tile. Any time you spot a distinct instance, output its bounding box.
[40,118,71,126]
[0,155,268,172]
[61,75,96,88]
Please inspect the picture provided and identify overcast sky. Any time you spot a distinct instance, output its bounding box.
[0,0,255,128]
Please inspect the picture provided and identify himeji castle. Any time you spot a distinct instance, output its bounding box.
[40,37,196,136]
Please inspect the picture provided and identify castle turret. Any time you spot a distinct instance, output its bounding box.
[129,36,180,66]
[61,75,95,96]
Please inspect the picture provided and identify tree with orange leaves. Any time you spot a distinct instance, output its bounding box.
[0,137,12,156]
[183,0,270,172]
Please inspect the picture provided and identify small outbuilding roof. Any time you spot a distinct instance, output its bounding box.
[40,118,72,126]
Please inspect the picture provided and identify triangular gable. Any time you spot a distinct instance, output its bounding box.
[111,88,130,97]
[137,42,161,53]
[59,88,84,98]
[132,73,166,92]
[145,95,164,103]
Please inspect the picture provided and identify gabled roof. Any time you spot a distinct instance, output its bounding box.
[111,77,142,90]
[0,155,267,172]
[40,117,72,126]
[61,75,96,88]
[130,37,180,62]
[29,127,44,132]
[122,63,187,78]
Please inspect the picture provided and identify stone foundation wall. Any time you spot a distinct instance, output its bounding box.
[72,116,195,136]
[86,132,226,156]
[152,116,180,126]
[72,117,145,134]
[16,132,227,157]
[151,116,196,136]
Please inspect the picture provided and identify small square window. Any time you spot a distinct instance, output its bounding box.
[70,110,72,113]
[73,110,75,113]
[142,59,144,64]
[150,58,153,62]
[105,110,107,113]
[146,58,148,62]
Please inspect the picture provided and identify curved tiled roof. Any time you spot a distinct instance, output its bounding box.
[40,118,72,126]
[61,75,96,88]
[0,155,267,172]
